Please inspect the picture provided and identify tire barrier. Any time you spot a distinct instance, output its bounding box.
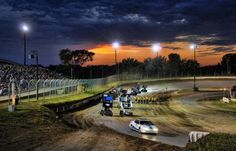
[133,94,171,104]
[188,131,210,143]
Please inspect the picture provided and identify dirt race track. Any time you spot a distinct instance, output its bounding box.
[30,79,236,151]
[63,80,236,148]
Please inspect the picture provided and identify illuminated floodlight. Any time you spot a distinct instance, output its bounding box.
[112,41,120,49]
[21,24,29,32]
[152,43,162,52]
[190,43,197,50]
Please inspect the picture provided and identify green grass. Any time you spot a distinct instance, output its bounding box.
[20,83,118,105]
[199,98,236,112]
[0,82,118,119]
[0,100,72,151]
[213,101,236,111]
[186,133,236,151]
[0,83,116,128]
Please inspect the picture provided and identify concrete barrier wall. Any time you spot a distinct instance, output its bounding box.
[189,131,210,142]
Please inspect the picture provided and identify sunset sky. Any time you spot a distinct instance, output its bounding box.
[86,42,230,66]
[0,0,236,66]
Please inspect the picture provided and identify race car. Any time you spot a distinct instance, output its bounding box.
[100,93,113,116]
[129,119,158,134]
[119,94,133,116]
[130,87,140,96]
[140,85,148,92]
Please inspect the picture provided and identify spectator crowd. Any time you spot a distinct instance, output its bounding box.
[0,64,64,96]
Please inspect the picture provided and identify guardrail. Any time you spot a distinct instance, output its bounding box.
[0,75,119,102]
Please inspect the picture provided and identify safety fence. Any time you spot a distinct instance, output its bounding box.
[2,74,236,102]
[0,75,119,102]
[120,72,236,81]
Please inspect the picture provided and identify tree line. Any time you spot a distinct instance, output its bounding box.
[49,48,236,79]
[120,54,199,78]
[120,53,236,78]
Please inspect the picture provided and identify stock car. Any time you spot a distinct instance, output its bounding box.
[129,119,158,134]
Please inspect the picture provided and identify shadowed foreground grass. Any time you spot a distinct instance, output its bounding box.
[186,133,236,151]
[0,102,72,151]
[0,83,117,150]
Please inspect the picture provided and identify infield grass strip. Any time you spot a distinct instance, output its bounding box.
[19,82,119,105]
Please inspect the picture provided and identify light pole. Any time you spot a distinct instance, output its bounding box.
[152,43,162,77]
[152,43,162,57]
[89,65,92,79]
[29,51,39,100]
[190,44,198,91]
[112,42,120,75]
[21,24,29,65]
[70,57,76,79]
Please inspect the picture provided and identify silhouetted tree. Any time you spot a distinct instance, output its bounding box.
[168,53,181,76]
[59,49,72,65]
[181,59,200,75]
[221,54,236,74]
[152,56,168,77]
[120,58,142,73]
[59,49,95,78]
[144,58,154,77]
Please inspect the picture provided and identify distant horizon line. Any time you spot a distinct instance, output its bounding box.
[1,54,235,67]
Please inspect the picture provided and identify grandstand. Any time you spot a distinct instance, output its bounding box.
[0,59,64,96]
[0,59,20,65]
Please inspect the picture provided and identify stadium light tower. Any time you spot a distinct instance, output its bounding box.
[152,43,162,57]
[190,43,198,91]
[28,50,39,100]
[21,23,30,65]
[112,41,120,75]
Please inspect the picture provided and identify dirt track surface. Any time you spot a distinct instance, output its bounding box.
[71,104,189,147]
[2,79,235,151]
[35,114,181,151]
[66,80,236,148]
[36,127,181,151]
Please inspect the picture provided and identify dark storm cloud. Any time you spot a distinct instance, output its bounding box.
[163,46,181,50]
[198,46,235,57]
[121,40,150,48]
[1,0,236,65]
[202,39,236,46]
[213,47,235,52]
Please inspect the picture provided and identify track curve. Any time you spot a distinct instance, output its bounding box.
[72,79,236,147]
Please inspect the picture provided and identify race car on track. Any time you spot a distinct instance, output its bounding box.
[119,94,133,116]
[129,119,158,134]
[100,93,113,116]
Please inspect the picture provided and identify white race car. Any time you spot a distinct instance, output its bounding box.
[129,119,158,134]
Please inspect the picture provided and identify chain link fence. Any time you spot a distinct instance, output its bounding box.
[0,75,119,102]
[120,72,236,81]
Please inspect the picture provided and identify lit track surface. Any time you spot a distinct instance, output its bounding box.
[69,79,236,147]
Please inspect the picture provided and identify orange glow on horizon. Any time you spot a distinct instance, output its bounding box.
[84,42,234,66]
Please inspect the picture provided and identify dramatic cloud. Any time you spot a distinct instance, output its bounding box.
[0,0,236,65]
[213,47,235,52]
[163,46,181,50]
[123,14,149,23]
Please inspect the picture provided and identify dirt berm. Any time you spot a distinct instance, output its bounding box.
[44,91,105,114]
